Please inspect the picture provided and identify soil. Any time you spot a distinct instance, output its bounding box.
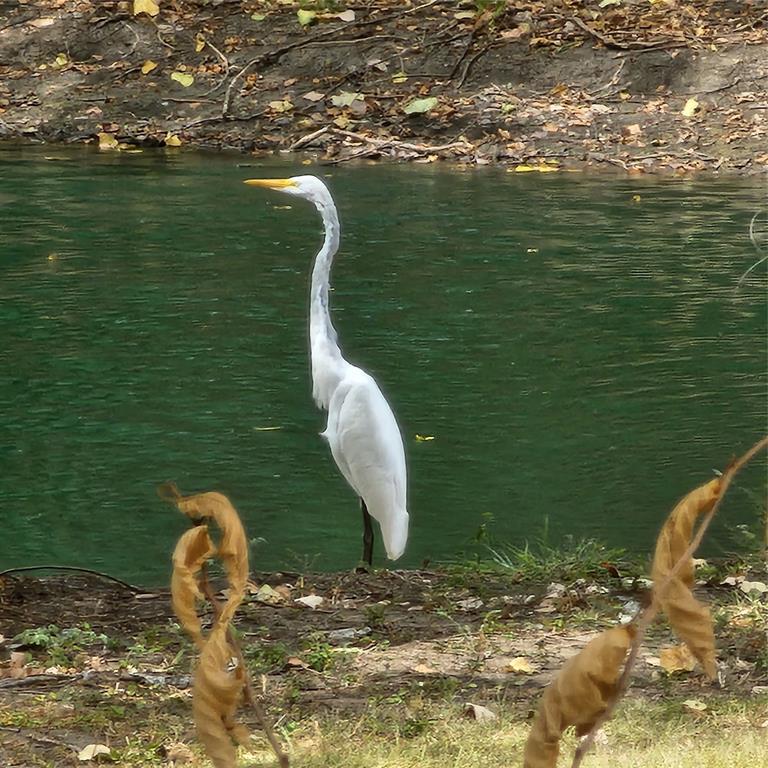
[0,564,766,766]
[1,1,767,173]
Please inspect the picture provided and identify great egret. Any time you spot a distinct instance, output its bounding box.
[245,175,409,566]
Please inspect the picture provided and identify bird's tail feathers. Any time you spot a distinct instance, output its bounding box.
[381,511,409,561]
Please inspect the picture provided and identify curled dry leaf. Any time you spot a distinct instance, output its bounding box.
[463,702,497,722]
[523,625,634,768]
[192,626,249,768]
[166,488,249,627]
[651,478,721,679]
[171,526,215,649]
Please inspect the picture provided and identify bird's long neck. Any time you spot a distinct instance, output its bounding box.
[309,197,347,408]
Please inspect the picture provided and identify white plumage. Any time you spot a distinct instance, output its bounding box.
[245,175,409,564]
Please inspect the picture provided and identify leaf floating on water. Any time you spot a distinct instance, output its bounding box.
[682,97,699,118]
[141,59,158,75]
[512,163,559,173]
[414,434,435,442]
[403,97,438,115]
[253,425,282,431]
[97,132,119,151]
[133,0,159,17]
[523,625,634,768]
[164,133,182,147]
[297,9,316,26]
[170,71,195,87]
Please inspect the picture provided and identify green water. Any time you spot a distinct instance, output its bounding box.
[0,146,765,585]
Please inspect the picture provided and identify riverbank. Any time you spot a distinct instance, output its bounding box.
[1,1,767,174]
[1,556,766,766]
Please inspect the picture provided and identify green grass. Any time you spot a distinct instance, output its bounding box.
[245,696,768,768]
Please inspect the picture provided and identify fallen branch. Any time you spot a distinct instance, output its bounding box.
[289,125,330,151]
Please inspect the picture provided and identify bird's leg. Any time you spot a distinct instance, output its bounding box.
[361,499,374,568]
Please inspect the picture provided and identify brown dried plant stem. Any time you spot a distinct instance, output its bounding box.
[571,435,768,768]
[199,566,289,768]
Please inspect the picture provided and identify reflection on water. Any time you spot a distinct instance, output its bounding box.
[0,146,765,584]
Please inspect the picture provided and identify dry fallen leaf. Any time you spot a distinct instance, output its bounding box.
[523,625,634,768]
[651,478,721,679]
[683,698,707,712]
[507,656,536,674]
[659,643,697,674]
[464,702,497,722]
[337,9,355,22]
[141,60,158,75]
[78,744,111,762]
[166,742,195,765]
[295,594,324,610]
[164,133,182,147]
[682,97,699,118]
[133,0,159,17]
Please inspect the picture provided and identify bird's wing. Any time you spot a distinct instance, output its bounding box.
[325,371,409,560]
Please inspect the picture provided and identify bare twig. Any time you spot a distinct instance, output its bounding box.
[736,211,768,287]
[289,125,330,151]
[572,435,768,768]
[0,565,143,592]
[570,15,687,51]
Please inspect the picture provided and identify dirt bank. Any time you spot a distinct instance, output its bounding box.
[1,562,766,766]
[1,1,767,173]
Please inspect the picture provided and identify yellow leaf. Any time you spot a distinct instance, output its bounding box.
[333,115,350,129]
[392,71,408,84]
[632,194,641,202]
[170,71,194,87]
[512,164,560,173]
[195,34,205,53]
[133,0,159,17]
[268,99,293,113]
[681,97,699,118]
[97,132,119,151]
[52,52,68,69]
[507,656,536,674]
[415,434,435,442]
[297,9,316,26]
[164,133,182,147]
[523,626,634,767]
[141,59,157,75]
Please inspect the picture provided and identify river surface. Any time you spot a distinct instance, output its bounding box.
[0,146,765,585]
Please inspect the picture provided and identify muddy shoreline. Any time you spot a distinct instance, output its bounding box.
[1,1,767,174]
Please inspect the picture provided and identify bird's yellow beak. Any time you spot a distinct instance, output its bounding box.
[244,178,297,189]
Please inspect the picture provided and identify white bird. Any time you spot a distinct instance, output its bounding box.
[245,175,409,566]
